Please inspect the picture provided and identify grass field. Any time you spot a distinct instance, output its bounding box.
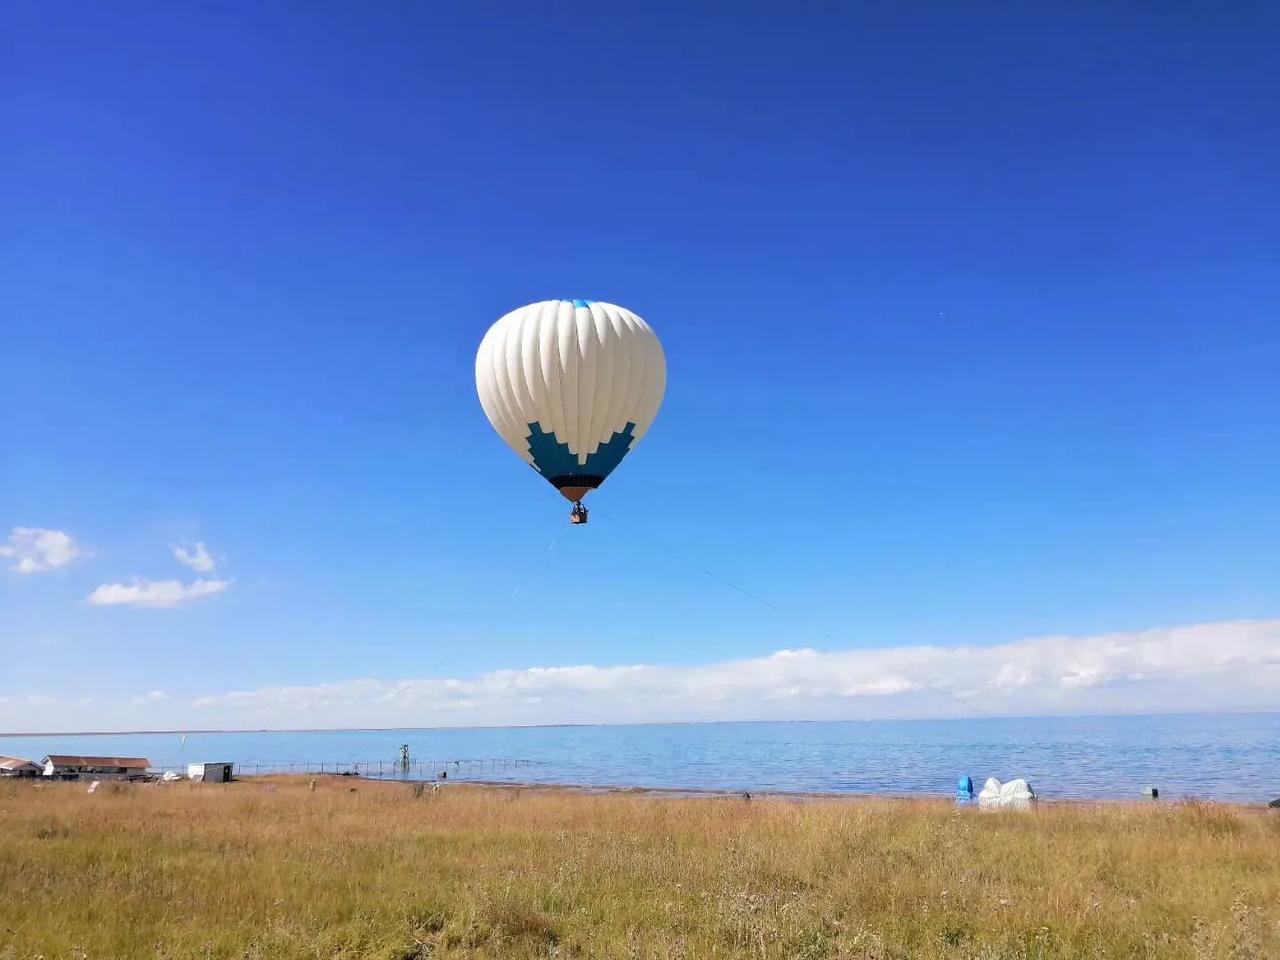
[1,776,1277,959]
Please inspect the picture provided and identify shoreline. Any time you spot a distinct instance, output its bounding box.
[248,772,1256,808]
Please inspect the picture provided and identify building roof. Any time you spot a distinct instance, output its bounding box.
[0,755,39,771]
[42,755,152,769]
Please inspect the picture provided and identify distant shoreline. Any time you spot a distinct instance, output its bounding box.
[251,773,1273,807]
[1,709,1274,738]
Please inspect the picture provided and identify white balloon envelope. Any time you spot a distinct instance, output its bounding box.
[475,299,666,519]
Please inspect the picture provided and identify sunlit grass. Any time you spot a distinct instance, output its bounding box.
[1,777,1277,958]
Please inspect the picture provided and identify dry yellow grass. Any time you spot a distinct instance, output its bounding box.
[1,776,1277,959]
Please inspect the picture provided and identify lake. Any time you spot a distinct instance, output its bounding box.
[2,713,1276,802]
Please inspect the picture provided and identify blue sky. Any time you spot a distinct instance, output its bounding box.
[2,3,1278,731]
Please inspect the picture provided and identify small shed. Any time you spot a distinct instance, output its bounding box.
[0,755,40,778]
[42,755,152,780]
[187,761,233,783]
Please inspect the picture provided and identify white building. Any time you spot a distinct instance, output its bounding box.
[187,761,234,783]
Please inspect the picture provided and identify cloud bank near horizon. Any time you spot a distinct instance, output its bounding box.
[1,619,1277,732]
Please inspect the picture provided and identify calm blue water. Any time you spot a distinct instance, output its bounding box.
[3,713,1277,802]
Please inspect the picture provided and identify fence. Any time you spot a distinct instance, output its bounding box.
[165,758,534,780]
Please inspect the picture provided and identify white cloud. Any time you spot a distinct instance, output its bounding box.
[133,689,172,705]
[172,542,216,573]
[86,577,231,608]
[6,618,1276,732]
[1,527,88,574]
[0,693,55,710]
[186,619,1280,728]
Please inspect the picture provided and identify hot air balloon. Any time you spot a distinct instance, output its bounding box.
[476,299,666,523]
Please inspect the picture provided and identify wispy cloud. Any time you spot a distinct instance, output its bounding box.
[132,689,172,705]
[0,694,57,709]
[172,542,216,573]
[1,527,89,574]
[86,578,231,608]
[188,619,1280,727]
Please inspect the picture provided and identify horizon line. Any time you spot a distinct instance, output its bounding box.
[1,708,1274,739]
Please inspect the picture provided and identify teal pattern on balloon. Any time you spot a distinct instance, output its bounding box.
[525,421,638,483]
